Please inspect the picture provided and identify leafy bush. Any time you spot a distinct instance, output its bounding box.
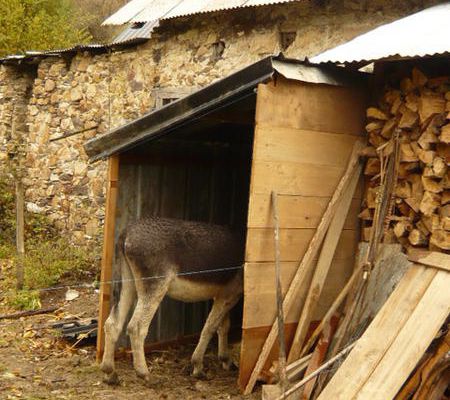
[22,238,94,290]
[0,177,99,310]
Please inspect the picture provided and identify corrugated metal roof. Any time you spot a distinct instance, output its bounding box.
[311,3,450,65]
[103,0,302,25]
[0,39,147,65]
[113,21,159,43]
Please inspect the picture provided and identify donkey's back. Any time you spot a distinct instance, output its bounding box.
[124,217,244,284]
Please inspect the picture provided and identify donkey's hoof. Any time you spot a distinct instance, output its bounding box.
[191,368,207,380]
[138,373,160,386]
[100,361,113,375]
[103,371,120,386]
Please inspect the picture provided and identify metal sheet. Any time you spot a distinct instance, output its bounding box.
[311,3,450,64]
[272,59,367,87]
[103,0,301,25]
[113,21,159,43]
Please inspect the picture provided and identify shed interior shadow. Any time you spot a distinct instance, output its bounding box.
[112,93,257,346]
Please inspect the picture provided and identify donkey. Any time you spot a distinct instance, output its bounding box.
[100,216,244,384]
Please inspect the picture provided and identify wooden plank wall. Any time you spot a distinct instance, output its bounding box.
[112,138,252,347]
[239,76,367,389]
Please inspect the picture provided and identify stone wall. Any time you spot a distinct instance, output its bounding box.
[0,0,441,247]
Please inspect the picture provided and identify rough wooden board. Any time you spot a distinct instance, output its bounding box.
[247,193,361,229]
[239,323,299,391]
[250,160,364,197]
[407,248,450,272]
[96,155,119,361]
[253,126,361,165]
[243,259,353,328]
[288,167,361,363]
[341,244,411,344]
[245,228,358,262]
[316,265,437,400]
[355,269,450,400]
[254,78,367,136]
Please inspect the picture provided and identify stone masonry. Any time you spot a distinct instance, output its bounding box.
[0,0,441,247]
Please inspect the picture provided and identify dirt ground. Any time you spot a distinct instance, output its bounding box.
[0,287,260,400]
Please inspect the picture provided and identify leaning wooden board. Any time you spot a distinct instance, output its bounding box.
[317,264,450,400]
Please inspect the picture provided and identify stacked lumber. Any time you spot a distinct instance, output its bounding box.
[361,68,450,252]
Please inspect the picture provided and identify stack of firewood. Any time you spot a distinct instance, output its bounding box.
[361,68,450,252]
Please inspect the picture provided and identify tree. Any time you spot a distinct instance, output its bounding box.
[0,0,91,57]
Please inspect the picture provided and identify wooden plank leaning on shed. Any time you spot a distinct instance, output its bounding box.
[243,140,364,394]
[287,163,362,364]
[316,261,450,400]
[96,155,119,362]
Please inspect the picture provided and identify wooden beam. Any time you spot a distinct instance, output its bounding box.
[316,264,438,399]
[96,155,120,362]
[243,141,364,394]
[287,165,362,363]
[407,248,450,272]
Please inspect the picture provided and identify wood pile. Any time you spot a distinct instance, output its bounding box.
[361,68,450,252]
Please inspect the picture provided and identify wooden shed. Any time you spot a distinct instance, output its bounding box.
[84,56,368,389]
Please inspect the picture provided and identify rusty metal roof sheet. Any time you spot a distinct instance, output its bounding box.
[311,3,450,65]
[103,0,302,25]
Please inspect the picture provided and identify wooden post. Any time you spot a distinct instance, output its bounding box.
[271,191,288,391]
[96,155,120,362]
[15,180,25,290]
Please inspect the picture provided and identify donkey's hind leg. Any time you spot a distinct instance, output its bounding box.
[127,274,172,382]
[191,282,241,378]
[217,312,232,370]
[100,263,136,384]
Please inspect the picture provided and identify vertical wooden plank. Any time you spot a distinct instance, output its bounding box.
[96,155,119,362]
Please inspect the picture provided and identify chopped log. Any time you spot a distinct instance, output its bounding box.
[411,68,428,88]
[400,142,419,162]
[398,107,418,129]
[394,221,412,238]
[367,107,389,121]
[442,190,450,205]
[404,197,420,213]
[415,147,436,164]
[395,180,412,198]
[436,143,450,163]
[405,93,419,112]
[380,118,397,139]
[421,214,440,232]
[359,146,377,158]
[440,204,450,218]
[432,157,447,178]
[442,216,450,230]
[440,124,450,143]
[398,162,419,178]
[415,220,430,236]
[429,230,450,250]
[421,176,443,193]
[420,191,441,216]
[391,97,403,115]
[418,129,438,150]
[365,121,384,133]
[364,158,381,176]
[418,93,445,124]
[408,229,428,246]
[400,77,414,93]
